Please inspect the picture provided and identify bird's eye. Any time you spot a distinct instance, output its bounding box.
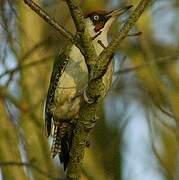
[93,15,99,21]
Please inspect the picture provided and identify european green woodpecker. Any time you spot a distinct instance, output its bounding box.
[45,5,132,170]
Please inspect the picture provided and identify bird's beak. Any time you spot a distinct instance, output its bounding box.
[106,5,133,18]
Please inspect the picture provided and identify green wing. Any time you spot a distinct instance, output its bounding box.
[45,51,69,137]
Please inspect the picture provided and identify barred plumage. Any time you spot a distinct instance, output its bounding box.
[51,122,61,158]
[51,121,70,158]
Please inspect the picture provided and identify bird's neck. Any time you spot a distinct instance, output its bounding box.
[84,18,108,55]
[92,31,108,55]
[69,30,108,59]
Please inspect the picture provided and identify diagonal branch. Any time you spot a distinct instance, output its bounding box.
[93,0,152,79]
[0,56,51,79]
[65,0,97,67]
[115,54,179,75]
[23,0,78,45]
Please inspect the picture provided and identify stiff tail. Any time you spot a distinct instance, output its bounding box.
[51,121,73,170]
[51,123,61,158]
[59,134,72,170]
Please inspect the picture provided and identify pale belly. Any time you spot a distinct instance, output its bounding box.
[51,43,113,120]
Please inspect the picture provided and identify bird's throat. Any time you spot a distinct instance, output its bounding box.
[92,32,108,54]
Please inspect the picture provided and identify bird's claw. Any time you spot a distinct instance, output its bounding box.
[74,86,99,104]
[74,86,94,104]
[83,89,94,104]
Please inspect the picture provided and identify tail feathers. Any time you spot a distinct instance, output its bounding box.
[59,135,70,170]
[45,112,52,137]
[51,121,73,170]
[51,125,61,158]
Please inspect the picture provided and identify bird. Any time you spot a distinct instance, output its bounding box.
[45,5,132,170]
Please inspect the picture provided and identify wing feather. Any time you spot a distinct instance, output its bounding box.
[45,51,69,136]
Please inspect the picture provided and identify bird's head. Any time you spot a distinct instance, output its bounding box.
[84,5,133,37]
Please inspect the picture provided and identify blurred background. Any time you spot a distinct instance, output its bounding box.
[0,0,179,179]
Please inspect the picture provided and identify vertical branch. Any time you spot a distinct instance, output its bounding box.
[66,0,152,179]
[66,0,97,66]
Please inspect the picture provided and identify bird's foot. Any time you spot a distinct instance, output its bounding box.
[73,86,87,100]
[83,89,95,104]
[73,86,95,104]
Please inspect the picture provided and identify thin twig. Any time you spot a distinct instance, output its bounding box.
[0,87,28,112]
[93,0,152,80]
[0,56,51,79]
[115,54,179,75]
[97,40,106,49]
[20,36,51,61]
[23,0,77,45]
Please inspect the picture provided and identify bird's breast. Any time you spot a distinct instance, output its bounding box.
[55,45,88,104]
[52,38,113,119]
